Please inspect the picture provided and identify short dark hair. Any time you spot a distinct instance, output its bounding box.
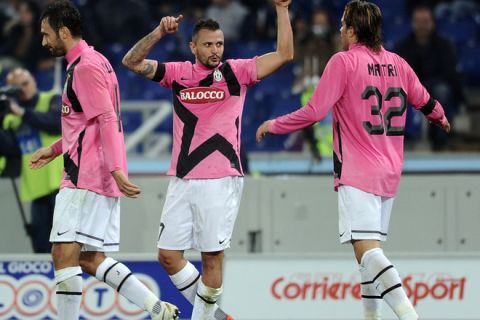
[40,0,83,38]
[344,0,382,52]
[192,19,220,41]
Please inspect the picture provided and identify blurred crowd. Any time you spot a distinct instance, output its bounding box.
[0,0,479,154]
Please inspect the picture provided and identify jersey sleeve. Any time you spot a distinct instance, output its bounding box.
[159,61,189,88]
[97,111,125,173]
[269,53,347,134]
[226,58,258,86]
[403,58,447,122]
[73,63,114,120]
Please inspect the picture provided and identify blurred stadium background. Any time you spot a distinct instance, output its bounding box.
[0,0,480,319]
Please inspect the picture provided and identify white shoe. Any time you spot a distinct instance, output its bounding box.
[151,301,179,320]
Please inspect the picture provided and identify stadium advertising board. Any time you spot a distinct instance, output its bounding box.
[222,256,479,319]
[0,256,199,319]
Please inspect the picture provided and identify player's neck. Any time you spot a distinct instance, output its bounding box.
[65,38,83,54]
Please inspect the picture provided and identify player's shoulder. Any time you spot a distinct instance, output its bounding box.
[225,57,255,69]
[327,51,349,68]
[166,60,193,72]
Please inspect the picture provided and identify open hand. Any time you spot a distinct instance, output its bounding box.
[29,147,57,169]
[256,120,271,142]
[112,170,141,198]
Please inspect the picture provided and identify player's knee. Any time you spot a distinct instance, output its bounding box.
[201,251,224,271]
[78,257,95,275]
[158,250,177,269]
[79,252,105,276]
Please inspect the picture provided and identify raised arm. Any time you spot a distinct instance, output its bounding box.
[256,0,293,80]
[122,15,183,80]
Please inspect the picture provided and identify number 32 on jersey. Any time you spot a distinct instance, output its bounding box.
[362,86,407,136]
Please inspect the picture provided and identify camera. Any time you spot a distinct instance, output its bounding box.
[0,85,22,120]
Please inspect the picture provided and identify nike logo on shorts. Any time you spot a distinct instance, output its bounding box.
[158,222,165,241]
[57,230,70,236]
[219,238,228,244]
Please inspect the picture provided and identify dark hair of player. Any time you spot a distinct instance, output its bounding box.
[344,0,383,52]
[40,0,83,38]
[192,19,221,42]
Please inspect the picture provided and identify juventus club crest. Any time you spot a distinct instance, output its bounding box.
[214,69,223,82]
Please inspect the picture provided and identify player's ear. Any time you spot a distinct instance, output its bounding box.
[59,26,70,40]
[347,26,355,39]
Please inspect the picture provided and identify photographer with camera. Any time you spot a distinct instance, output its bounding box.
[0,67,62,253]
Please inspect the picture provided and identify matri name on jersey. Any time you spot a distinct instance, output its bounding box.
[180,87,226,104]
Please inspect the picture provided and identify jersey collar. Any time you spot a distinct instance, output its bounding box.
[65,40,89,65]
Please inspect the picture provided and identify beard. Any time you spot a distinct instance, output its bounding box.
[46,40,67,57]
[49,46,67,57]
[200,55,222,69]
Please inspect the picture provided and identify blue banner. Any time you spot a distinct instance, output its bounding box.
[0,258,200,319]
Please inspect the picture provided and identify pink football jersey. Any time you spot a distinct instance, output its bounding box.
[157,58,258,179]
[269,44,447,197]
[58,40,127,197]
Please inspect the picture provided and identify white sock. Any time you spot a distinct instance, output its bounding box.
[191,280,223,320]
[361,248,418,320]
[170,261,229,319]
[359,264,382,320]
[96,257,161,316]
[170,260,201,303]
[55,266,83,320]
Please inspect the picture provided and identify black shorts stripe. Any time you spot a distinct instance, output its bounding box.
[179,273,201,292]
[76,231,104,242]
[352,230,388,236]
[361,294,382,299]
[104,243,120,246]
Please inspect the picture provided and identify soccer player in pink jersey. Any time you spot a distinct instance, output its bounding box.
[257,1,450,320]
[29,1,178,319]
[122,1,293,319]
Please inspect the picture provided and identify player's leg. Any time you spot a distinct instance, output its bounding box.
[158,249,232,320]
[339,185,418,320]
[158,177,232,319]
[354,240,383,320]
[80,251,178,320]
[49,188,86,320]
[339,185,383,319]
[51,242,83,320]
[79,190,178,319]
[356,195,418,320]
[189,177,243,320]
[191,251,225,320]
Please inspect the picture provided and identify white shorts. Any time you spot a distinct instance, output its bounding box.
[338,185,394,244]
[49,188,120,252]
[157,176,243,252]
